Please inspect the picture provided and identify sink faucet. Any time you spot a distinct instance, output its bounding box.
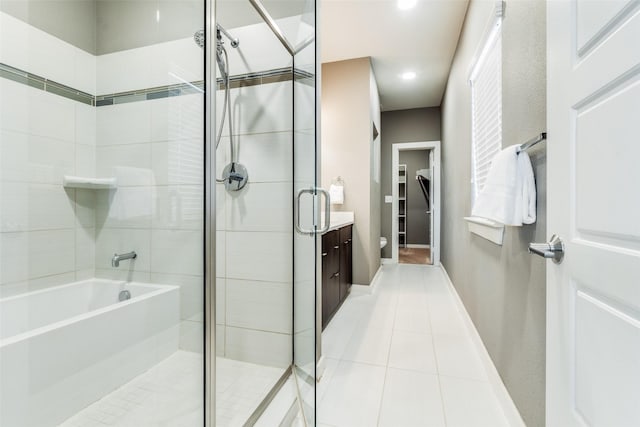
[112,251,137,267]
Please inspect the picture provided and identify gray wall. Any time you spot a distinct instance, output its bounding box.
[1,0,97,54]
[399,150,430,246]
[380,107,440,258]
[440,0,546,425]
[96,0,202,54]
[0,0,203,55]
[321,57,381,285]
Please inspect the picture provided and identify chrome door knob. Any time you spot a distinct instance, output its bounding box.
[528,234,565,264]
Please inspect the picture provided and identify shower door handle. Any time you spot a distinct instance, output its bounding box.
[295,187,331,235]
[316,188,331,234]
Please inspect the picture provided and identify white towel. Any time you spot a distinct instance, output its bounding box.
[329,184,344,205]
[471,145,536,226]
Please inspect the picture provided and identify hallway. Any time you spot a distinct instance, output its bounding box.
[399,247,432,265]
[318,264,511,427]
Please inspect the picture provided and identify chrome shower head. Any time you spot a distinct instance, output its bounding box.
[193,29,205,48]
[193,26,239,49]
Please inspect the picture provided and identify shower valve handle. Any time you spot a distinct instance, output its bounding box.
[228,173,244,182]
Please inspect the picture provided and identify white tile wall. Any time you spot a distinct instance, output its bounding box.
[226,279,292,333]
[150,94,203,141]
[0,272,77,298]
[95,186,153,229]
[214,77,294,367]
[216,82,293,136]
[0,12,96,94]
[96,39,203,95]
[225,326,291,369]
[96,103,152,146]
[75,225,96,272]
[219,132,293,183]
[151,140,204,186]
[0,130,75,185]
[225,231,292,283]
[1,13,296,370]
[150,273,203,321]
[226,182,292,232]
[152,185,203,230]
[150,229,203,275]
[93,93,204,350]
[179,320,204,353]
[0,41,95,292]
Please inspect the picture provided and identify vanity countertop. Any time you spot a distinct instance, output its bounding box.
[322,211,354,234]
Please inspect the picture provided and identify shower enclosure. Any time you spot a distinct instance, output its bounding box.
[0,0,318,424]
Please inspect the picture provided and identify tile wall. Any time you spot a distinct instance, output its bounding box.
[0,12,97,297]
[0,11,306,366]
[0,11,206,352]
[94,39,205,350]
[214,18,296,368]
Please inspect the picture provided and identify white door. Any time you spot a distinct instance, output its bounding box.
[547,1,640,426]
[429,150,435,262]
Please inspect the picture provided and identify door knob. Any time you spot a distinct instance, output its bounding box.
[528,234,564,264]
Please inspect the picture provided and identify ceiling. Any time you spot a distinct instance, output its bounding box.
[321,0,469,111]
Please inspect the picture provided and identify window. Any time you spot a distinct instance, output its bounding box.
[470,17,502,204]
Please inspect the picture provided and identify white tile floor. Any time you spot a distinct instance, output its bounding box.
[318,264,510,427]
[60,351,284,427]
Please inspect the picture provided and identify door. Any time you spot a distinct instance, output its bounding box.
[0,3,207,426]
[292,0,318,423]
[547,1,640,426]
[321,230,340,328]
[429,150,435,263]
[339,225,352,300]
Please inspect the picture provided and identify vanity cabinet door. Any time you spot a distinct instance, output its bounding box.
[339,225,352,301]
[322,230,340,328]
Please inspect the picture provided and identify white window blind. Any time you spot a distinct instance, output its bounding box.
[470,30,502,203]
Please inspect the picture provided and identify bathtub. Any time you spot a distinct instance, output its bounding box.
[0,278,180,427]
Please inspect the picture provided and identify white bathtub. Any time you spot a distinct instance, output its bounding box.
[0,278,180,427]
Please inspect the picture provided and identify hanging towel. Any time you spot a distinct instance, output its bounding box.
[471,145,536,226]
[329,184,344,205]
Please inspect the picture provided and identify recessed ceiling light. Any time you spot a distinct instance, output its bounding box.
[397,0,417,10]
[401,71,416,80]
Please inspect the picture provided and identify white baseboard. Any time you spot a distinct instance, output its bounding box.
[440,267,526,427]
[316,356,326,381]
[381,258,394,265]
[406,244,430,249]
[350,264,384,296]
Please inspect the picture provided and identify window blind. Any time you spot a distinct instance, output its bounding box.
[470,31,502,203]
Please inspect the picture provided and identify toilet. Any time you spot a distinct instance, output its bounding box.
[380,237,387,249]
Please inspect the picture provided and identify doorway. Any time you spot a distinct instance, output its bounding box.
[392,141,441,265]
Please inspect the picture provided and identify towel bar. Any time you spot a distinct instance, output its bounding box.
[517,132,547,153]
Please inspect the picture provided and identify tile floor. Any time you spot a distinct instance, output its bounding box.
[60,351,284,427]
[318,264,510,427]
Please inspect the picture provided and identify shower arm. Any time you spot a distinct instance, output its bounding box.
[216,24,239,48]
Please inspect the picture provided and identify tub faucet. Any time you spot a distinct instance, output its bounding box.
[112,251,137,267]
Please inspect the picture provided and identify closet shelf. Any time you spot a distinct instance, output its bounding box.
[63,175,117,190]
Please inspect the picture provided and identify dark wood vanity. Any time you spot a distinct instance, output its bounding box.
[321,224,353,329]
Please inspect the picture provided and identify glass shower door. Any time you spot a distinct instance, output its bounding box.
[292,0,319,423]
[0,2,206,425]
